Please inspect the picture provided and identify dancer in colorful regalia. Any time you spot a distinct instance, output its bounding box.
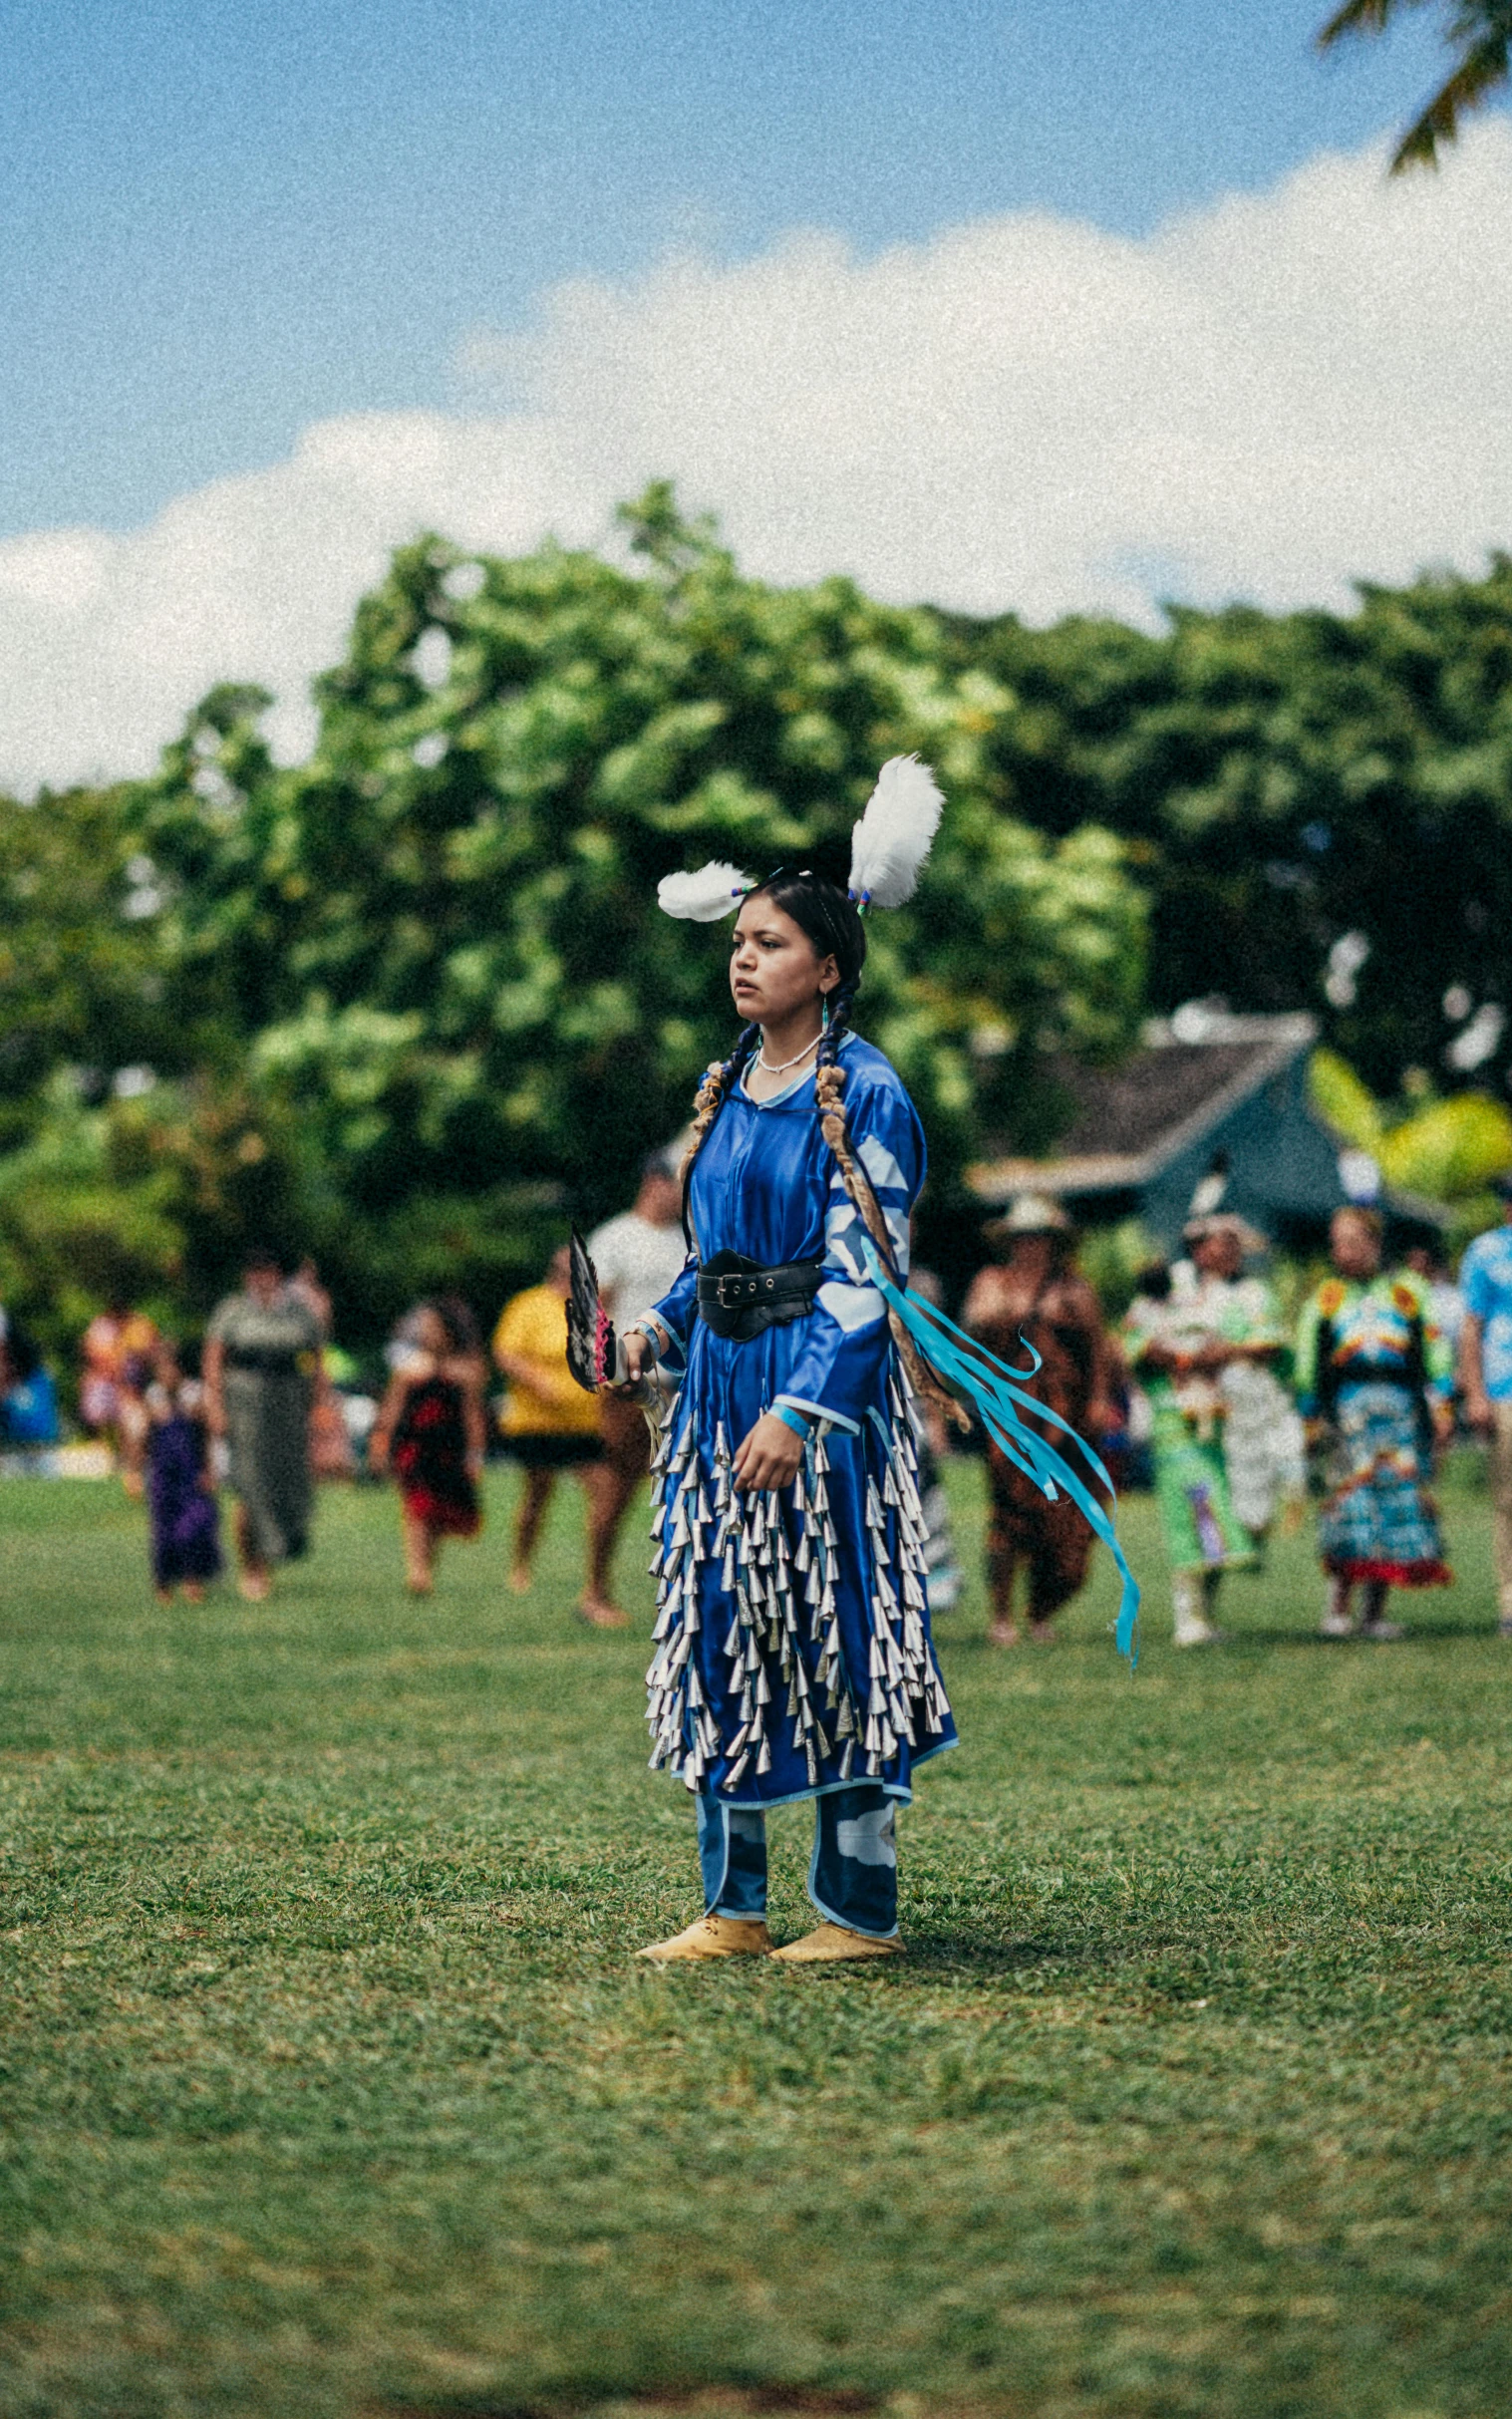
[614,759,1137,1965]
[1297,1205,1453,1640]
[1120,1241,1260,1651]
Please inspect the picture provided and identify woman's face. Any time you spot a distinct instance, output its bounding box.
[1193,1230,1243,1282]
[730,897,837,1026]
[1331,1211,1380,1280]
[413,1308,449,1357]
[1005,1234,1057,1287]
[244,1262,283,1306]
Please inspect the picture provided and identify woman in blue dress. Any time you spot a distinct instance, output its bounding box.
[617,757,1138,1965]
[621,834,955,1963]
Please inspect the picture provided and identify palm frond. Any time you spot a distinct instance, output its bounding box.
[1318,0,1411,43]
[1318,0,1512,170]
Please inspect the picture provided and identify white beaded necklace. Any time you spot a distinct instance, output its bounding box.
[756,1030,822,1076]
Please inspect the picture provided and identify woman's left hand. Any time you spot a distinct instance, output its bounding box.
[733,1411,805,1492]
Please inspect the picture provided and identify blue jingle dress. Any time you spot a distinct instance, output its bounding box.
[644,1032,958,1812]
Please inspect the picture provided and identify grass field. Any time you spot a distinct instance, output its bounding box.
[2,1454,1511,2419]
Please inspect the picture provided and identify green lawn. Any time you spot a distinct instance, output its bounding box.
[2,1455,1510,2419]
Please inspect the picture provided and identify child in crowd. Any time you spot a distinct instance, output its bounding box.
[145,1351,223,1605]
[370,1301,486,1595]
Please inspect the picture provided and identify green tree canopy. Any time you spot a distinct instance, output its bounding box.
[0,782,170,1147]
[132,498,1145,1329]
[962,562,1512,1102]
[7,496,1512,1360]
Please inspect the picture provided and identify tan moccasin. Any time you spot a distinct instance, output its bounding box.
[769,1923,903,1965]
[636,1914,773,1964]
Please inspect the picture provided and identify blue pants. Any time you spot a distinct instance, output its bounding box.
[698,1783,899,1940]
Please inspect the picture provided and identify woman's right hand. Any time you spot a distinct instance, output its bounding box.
[618,1328,664,1390]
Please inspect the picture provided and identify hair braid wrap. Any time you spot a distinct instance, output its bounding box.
[814,999,971,1435]
[678,1021,759,1251]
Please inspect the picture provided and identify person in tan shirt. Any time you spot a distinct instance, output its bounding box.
[491,1245,605,1613]
[583,1153,689,1627]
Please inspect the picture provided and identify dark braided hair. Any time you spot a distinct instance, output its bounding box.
[677,1018,759,1200]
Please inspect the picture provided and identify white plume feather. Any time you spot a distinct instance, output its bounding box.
[657,860,754,922]
[847,755,944,908]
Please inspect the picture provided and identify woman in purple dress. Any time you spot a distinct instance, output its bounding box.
[146,1359,223,1604]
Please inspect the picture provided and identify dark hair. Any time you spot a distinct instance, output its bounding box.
[750,870,866,992]
[1134,1260,1172,1303]
[4,1318,41,1382]
[431,1294,480,1354]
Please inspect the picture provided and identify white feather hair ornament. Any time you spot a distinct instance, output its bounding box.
[657,860,755,922]
[847,754,944,909]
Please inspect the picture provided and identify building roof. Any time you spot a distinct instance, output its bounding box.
[969,1010,1317,1203]
[969,1007,1446,1233]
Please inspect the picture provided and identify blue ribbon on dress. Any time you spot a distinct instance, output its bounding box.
[861,1241,1140,1665]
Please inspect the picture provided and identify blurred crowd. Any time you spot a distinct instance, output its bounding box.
[4,1157,1511,1648]
[1109,1182,1512,1647]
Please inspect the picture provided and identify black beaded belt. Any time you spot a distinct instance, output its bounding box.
[1333,1361,1411,1386]
[696,1251,823,1343]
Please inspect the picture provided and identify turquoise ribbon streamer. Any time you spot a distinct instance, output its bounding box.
[862,1241,1140,1665]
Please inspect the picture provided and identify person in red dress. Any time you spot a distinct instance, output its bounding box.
[370,1302,486,1595]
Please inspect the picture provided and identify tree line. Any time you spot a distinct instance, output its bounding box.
[3,488,1509,1362]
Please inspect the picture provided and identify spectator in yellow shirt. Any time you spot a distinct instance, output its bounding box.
[491,1246,604,1608]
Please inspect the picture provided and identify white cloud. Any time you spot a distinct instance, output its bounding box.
[3,124,1511,794]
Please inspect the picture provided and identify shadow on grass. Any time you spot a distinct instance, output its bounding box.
[752,1929,1124,1982]
[383,2392,882,2419]
[1220,1616,1505,1648]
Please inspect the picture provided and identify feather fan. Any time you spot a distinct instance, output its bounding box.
[564,1227,614,1392]
[657,861,753,922]
[847,755,944,909]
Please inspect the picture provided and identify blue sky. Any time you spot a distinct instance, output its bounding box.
[1,0,1454,539]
